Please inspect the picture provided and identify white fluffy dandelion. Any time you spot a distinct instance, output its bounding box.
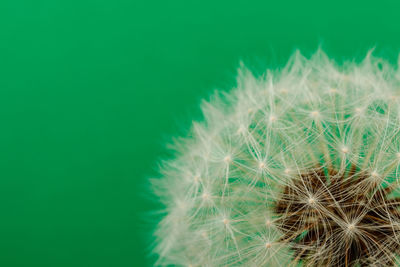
[153,50,400,266]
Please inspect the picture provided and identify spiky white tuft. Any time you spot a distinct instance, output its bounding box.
[153,50,400,266]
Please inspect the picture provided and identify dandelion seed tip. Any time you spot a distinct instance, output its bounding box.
[258,162,266,169]
[223,155,232,163]
[222,218,229,225]
[310,110,320,118]
[265,242,272,249]
[396,152,400,159]
[237,125,245,134]
[329,88,338,94]
[355,107,363,114]
[308,197,316,205]
[341,146,349,154]
[281,88,288,94]
[284,168,291,174]
[347,222,356,232]
[265,219,272,226]
[176,201,187,210]
[269,115,277,122]
[371,171,379,178]
[202,193,209,200]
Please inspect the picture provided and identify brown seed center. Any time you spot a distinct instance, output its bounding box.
[274,167,400,266]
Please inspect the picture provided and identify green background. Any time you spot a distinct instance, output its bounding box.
[1,0,399,266]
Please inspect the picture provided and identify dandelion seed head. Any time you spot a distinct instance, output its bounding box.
[153,50,400,267]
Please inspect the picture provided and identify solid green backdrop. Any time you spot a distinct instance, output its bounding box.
[0,0,400,266]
